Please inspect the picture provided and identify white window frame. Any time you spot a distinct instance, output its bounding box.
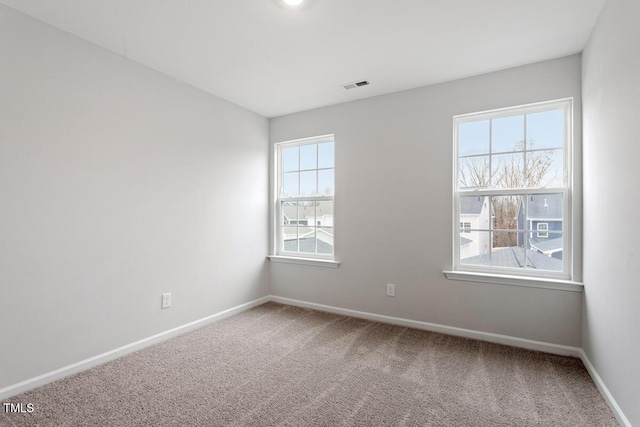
[537,222,549,238]
[271,134,337,265]
[446,98,580,289]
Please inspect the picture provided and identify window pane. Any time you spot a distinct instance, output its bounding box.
[297,201,315,224]
[282,226,298,252]
[492,231,520,250]
[492,152,524,189]
[316,200,334,227]
[527,109,564,150]
[458,156,490,189]
[283,146,299,172]
[490,237,525,269]
[526,194,563,231]
[300,144,317,170]
[281,201,297,225]
[491,196,522,230]
[318,227,334,254]
[527,148,563,188]
[284,200,312,226]
[460,231,491,266]
[459,196,490,229]
[318,169,334,196]
[529,232,563,272]
[318,142,334,168]
[492,115,524,153]
[299,170,317,196]
[297,226,317,254]
[283,172,299,197]
[458,121,489,156]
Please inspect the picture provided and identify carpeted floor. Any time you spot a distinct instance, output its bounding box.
[1,302,618,426]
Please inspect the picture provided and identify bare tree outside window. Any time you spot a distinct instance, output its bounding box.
[458,157,491,189]
[490,139,556,247]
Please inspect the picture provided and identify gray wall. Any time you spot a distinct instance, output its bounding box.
[582,0,640,424]
[270,55,583,347]
[0,6,269,389]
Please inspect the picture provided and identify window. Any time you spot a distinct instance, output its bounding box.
[275,135,335,259]
[537,223,549,238]
[452,99,572,280]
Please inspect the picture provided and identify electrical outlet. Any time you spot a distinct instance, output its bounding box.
[161,293,171,309]
[386,283,395,297]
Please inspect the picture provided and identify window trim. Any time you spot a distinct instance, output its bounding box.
[273,134,336,261]
[450,98,574,283]
[443,270,583,292]
[267,255,341,268]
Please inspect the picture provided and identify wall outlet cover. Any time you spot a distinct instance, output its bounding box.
[387,284,395,297]
[161,293,172,309]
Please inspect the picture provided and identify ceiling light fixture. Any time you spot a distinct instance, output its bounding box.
[283,0,304,6]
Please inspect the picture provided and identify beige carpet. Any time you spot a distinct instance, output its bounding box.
[1,302,617,426]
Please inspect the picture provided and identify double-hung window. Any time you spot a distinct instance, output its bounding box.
[275,135,335,260]
[452,99,573,281]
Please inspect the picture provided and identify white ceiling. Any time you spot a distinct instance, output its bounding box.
[1,0,607,118]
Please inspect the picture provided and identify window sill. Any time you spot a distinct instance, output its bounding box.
[443,270,583,292]
[268,256,341,268]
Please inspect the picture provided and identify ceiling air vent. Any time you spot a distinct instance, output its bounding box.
[342,80,370,90]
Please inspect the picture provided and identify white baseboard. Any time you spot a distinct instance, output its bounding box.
[579,349,631,427]
[269,296,582,357]
[0,296,270,401]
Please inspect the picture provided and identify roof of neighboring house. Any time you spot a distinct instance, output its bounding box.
[461,247,562,270]
[460,236,473,246]
[460,196,486,215]
[283,225,334,255]
[530,237,563,254]
[525,194,563,219]
[284,238,333,254]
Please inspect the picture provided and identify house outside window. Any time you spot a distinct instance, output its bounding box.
[453,99,573,280]
[275,135,335,259]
